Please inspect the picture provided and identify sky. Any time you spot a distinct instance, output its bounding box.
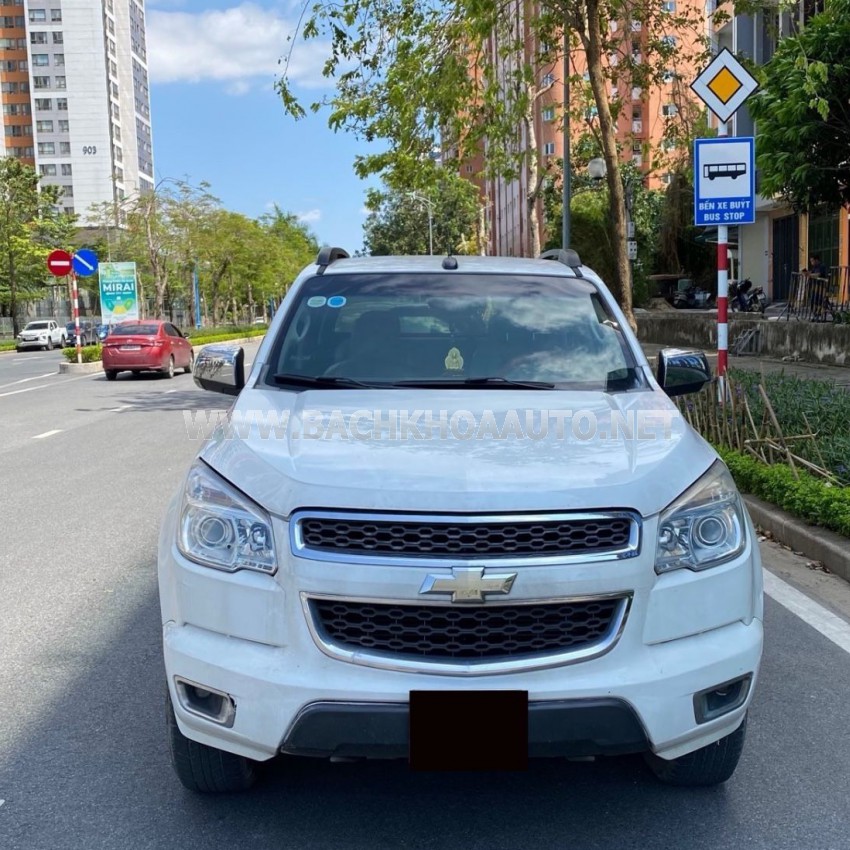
[146,0,384,255]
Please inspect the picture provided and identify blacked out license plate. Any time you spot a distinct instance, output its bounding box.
[408,690,528,771]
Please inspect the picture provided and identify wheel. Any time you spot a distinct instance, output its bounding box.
[184,352,194,374]
[46,337,53,351]
[644,713,748,787]
[166,693,257,794]
[105,370,118,381]
[132,371,142,378]
[162,356,175,379]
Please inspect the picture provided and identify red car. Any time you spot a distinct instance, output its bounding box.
[102,320,194,381]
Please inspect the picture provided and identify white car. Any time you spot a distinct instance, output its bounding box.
[16,319,66,351]
[158,248,764,792]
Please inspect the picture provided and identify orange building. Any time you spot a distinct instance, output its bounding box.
[0,4,35,165]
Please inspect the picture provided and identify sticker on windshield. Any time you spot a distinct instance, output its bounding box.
[444,347,464,371]
[327,295,346,308]
[307,296,327,308]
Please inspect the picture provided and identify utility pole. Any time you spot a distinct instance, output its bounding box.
[562,31,571,250]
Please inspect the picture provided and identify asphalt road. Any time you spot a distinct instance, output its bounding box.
[2,341,850,850]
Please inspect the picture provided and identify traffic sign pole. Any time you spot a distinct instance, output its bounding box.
[716,119,729,390]
[71,271,82,364]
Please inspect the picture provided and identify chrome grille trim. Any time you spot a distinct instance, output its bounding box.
[289,510,642,566]
[300,591,632,676]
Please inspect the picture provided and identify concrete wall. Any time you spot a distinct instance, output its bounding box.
[636,314,850,366]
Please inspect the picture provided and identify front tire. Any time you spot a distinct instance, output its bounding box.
[46,338,53,351]
[644,713,748,787]
[166,695,257,794]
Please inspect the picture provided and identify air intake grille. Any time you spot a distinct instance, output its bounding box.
[310,597,624,661]
[298,516,633,559]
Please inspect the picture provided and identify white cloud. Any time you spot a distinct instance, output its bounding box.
[297,209,321,224]
[147,3,332,88]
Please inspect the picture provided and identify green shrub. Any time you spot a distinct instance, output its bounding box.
[0,340,16,352]
[185,325,265,340]
[718,447,850,538]
[62,344,102,363]
[190,329,266,346]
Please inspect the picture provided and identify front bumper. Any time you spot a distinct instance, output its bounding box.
[17,338,49,348]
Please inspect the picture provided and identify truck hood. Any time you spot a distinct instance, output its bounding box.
[197,387,717,519]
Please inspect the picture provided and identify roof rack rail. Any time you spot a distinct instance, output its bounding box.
[315,246,350,275]
[539,248,583,278]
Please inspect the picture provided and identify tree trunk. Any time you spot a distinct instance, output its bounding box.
[9,251,18,336]
[525,113,543,258]
[579,0,636,330]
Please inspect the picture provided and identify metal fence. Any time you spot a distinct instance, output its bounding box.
[783,266,850,323]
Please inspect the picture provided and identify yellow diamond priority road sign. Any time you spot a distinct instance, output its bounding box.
[691,47,758,123]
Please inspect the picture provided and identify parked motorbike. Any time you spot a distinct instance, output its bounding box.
[672,281,714,309]
[729,279,766,313]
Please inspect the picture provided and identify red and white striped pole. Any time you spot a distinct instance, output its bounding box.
[71,270,82,365]
[716,118,729,399]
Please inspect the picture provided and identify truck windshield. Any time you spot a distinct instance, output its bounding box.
[25,322,49,330]
[265,273,642,391]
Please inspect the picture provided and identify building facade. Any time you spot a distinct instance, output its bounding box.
[0,0,153,221]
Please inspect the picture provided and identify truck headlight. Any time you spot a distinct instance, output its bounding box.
[655,460,746,574]
[177,461,276,574]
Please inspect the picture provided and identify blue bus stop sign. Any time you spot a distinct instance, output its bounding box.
[73,248,98,276]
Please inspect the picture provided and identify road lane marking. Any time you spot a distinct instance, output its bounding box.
[109,405,131,412]
[0,372,55,391]
[0,372,100,399]
[764,568,850,655]
[32,429,63,439]
[0,383,51,398]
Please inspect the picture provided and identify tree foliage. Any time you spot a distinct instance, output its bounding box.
[278,0,719,326]
[0,159,77,334]
[747,0,850,210]
[363,169,483,255]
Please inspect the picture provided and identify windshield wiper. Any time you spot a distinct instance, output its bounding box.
[272,373,376,389]
[390,376,555,390]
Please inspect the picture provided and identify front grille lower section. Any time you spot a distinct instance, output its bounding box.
[309,596,625,663]
[295,513,637,561]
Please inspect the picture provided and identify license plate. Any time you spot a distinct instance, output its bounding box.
[121,345,141,350]
[409,690,528,771]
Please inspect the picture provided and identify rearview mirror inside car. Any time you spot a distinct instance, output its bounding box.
[656,348,713,397]
[193,344,245,396]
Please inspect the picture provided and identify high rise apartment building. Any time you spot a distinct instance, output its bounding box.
[0,0,153,222]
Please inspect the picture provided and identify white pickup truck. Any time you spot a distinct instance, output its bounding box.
[16,320,66,351]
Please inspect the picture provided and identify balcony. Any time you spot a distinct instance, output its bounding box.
[632,120,643,134]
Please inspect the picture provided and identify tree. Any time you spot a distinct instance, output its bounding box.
[278,0,716,329]
[0,159,77,335]
[747,0,850,210]
[363,170,483,255]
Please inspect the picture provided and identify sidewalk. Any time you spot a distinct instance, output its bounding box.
[641,342,850,390]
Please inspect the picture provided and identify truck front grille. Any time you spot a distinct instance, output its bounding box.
[309,596,626,662]
[295,513,637,561]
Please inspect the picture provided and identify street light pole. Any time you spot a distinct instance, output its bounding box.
[193,261,201,329]
[562,31,571,250]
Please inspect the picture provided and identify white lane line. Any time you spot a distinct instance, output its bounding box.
[32,429,63,439]
[0,383,51,398]
[109,405,132,412]
[165,389,177,394]
[0,372,55,391]
[764,568,850,655]
[0,371,98,399]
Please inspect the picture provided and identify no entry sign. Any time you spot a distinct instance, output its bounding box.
[47,249,73,277]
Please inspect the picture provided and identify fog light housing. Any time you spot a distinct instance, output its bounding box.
[693,674,752,724]
[174,677,236,727]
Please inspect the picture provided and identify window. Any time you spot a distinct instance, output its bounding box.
[12,147,34,157]
[114,146,123,161]
[631,20,642,31]
[40,164,57,176]
[32,54,49,66]
[36,120,54,132]
[112,103,120,118]
[54,54,64,66]
[29,9,46,22]
[662,103,679,117]
[609,20,618,31]
[57,98,68,110]
[111,82,119,97]
[661,172,674,185]
[55,76,66,88]
[542,106,555,121]
[2,103,30,115]
[662,69,677,84]
[30,32,48,44]
[17,60,27,71]
[632,87,642,100]
[610,87,619,99]
[113,124,121,140]
[541,72,554,87]
[50,9,62,21]
[33,77,50,89]
[543,142,556,155]
[109,60,117,76]
[632,142,642,153]
[632,106,642,120]
[64,207,74,215]
[114,167,123,182]
[662,1,677,10]
[1,82,19,93]
[61,163,72,176]
[108,39,116,55]
[38,142,55,155]
[62,184,73,196]
[662,35,677,47]
[59,141,70,154]
[5,125,32,137]
[661,139,678,151]
[53,32,63,44]
[35,98,51,110]
[58,119,69,132]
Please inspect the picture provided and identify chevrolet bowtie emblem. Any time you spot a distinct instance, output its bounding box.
[419,567,517,603]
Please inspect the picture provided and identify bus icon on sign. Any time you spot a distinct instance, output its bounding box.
[704,162,747,180]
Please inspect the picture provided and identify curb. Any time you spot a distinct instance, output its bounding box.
[191,335,265,348]
[58,361,103,375]
[744,494,850,584]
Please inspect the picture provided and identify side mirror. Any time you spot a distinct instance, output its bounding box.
[656,348,713,396]
[193,344,245,396]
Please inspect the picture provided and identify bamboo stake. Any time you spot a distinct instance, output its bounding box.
[758,384,799,480]
[802,412,829,473]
